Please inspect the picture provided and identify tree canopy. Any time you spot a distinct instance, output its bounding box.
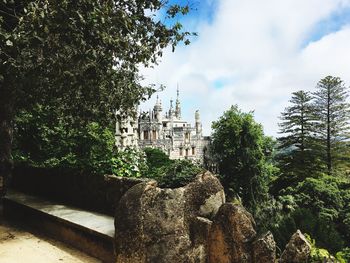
[0,0,193,195]
[211,105,271,209]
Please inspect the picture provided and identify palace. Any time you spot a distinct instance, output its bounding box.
[115,89,210,163]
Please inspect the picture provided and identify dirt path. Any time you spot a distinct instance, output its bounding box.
[0,220,101,263]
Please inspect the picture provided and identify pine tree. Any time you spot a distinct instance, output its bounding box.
[277,90,320,181]
[313,76,350,175]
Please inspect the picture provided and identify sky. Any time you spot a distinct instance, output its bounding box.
[140,0,350,137]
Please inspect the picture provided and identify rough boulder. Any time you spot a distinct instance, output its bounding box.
[280,230,311,263]
[252,231,276,263]
[114,171,225,263]
[207,203,257,263]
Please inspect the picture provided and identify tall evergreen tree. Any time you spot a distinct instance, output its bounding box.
[313,76,350,175]
[277,90,320,183]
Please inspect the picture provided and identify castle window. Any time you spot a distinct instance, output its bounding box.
[185,132,190,140]
[163,123,167,128]
[192,147,195,155]
[186,149,189,156]
[144,130,149,140]
[152,130,157,140]
[180,148,183,156]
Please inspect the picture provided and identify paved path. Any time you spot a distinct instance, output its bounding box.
[0,204,101,263]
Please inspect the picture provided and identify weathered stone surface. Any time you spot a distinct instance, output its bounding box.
[115,181,155,263]
[115,171,225,263]
[280,230,311,263]
[185,171,225,220]
[252,231,276,263]
[208,203,257,263]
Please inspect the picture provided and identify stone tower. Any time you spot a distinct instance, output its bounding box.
[154,95,162,122]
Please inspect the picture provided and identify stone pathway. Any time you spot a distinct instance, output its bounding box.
[0,204,101,263]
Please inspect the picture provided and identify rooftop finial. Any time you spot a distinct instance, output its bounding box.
[154,94,162,112]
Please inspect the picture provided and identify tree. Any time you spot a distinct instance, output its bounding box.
[211,105,270,209]
[0,0,192,195]
[276,90,321,186]
[313,76,350,175]
[143,147,172,169]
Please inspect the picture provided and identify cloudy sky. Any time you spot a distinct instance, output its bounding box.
[140,0,350,137]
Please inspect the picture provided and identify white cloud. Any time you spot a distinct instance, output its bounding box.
[140,0,350,136]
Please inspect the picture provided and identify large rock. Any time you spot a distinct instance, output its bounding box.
[208,203,257,263]
[280,230,311,263]
[115,171,225,263]
[252,231,276,263]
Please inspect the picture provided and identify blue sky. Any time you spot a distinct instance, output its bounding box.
[304,5,350,45]
[141,0,350,137]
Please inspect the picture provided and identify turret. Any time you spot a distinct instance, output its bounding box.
[195,110,202,136]
[153,95,162,122]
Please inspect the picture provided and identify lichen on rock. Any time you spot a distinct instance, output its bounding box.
[279,229,311,263]
[115,171,224,263]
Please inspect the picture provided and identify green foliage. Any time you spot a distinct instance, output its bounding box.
[143,147,172,169]
[253,194,295,236]
[13,105,115,174]
[313,76,350,174]
[277,90,322,185]
[111,148,148,178]
[0,0,194,192]
[153,159,203,188]
[275,175,350,252]
[143,147,203,188]
[305,234,350,263]
[305,233,331,263]
[335,248,350,263]
[211,105,275,209]
[273,78,350,254]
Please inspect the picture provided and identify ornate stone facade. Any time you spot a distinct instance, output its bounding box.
[115,89,210,163]
[115,109,138,149]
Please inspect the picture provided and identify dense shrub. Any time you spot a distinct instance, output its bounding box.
[111,148,148,178]
[270,174,350,253]
[143,147,203,188]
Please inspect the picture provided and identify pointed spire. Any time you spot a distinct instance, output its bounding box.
[175,85,181,119]
[169,98,174,118]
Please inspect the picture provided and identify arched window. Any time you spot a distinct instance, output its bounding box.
[144,130,149,140]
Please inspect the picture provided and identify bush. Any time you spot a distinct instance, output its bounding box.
[111,148,148,178]
[335,248,350,263]
[305,233,331,263]
[153,159,203,188]
[143,147,172,169]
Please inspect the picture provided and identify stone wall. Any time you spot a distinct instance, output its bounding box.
[11,164,148,215]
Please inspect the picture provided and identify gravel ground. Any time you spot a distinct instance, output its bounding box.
[0,203,100,263]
